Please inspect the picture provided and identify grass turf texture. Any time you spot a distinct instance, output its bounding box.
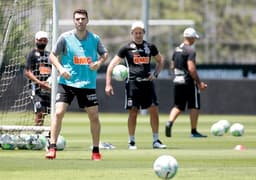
[0,113,255,180]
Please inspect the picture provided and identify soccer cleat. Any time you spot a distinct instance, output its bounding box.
[153,140,167,149]
[190,132,207,138]
[91,152,102,161]
[45,148,56,159]
[165,121,173,137]
[128,141,137,150]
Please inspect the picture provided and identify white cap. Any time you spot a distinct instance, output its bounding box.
[35,31,48,40]
[183,27,199,39]
[131,21,145,31]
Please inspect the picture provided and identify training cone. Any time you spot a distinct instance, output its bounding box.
[234,144,246,151]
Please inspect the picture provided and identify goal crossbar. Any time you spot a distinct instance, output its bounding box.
[0,125,50,132]
[59,19,195,27]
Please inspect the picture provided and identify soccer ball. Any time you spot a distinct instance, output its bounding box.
[210,123,225,136]
[112,64,128,81]
[16,134,30,149]
[230,123,244,136]
[153,155,178,179]
[24,134,38,150]
[217,119,231,133]
[56,135,66,151]
[30,134,47,150]
[1,134,16,150]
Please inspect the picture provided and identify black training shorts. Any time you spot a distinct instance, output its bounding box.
[173,82,200,111]
[125,80,158,109]
[56,84,98,108]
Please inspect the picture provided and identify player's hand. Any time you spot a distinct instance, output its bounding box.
[198,81,207,91]
[90,61,101,71]
[59,68,71,79]
[40,81,51,90]
[105,85,114,96]
[148,73,157,81]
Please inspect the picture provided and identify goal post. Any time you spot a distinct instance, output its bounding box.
[0,0,56,134]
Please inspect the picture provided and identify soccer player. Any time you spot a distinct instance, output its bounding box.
[105,21,166,150]
[165,27,208,138]
[25,31,51,126]
[45,9,108,160]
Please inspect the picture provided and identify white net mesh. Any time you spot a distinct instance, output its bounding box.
[0,0,53,132]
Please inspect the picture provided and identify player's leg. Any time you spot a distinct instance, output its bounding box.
[46,84,72,159]
[166,85,185,137]
[148,105,166,149]
[35,112,44,126]
[77,88,101,160]
[32,95,44,126]
[36,95,50,126]
[45,102,68,159]
[125,81,139,149]
[166,107,182,137]
[86,105,102,161]
[142,83,166,149]
[188,84,207,138]
[128,108,138,149]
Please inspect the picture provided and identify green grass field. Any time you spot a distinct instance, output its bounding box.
[0,113,255,180]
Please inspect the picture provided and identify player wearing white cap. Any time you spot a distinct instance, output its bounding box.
[25,31,51,126]
[105,21,166,150]
[165,27,208,138]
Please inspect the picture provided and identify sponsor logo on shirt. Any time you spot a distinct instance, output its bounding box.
[39,64,51,74]
[133,54,150,64]
[73,56,92,65]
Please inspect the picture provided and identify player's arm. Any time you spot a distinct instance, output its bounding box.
[49,35,71,80]
[24,57,50,90]
[105,55,122,96]
[90,52,108,71]
[187,60,207,90]
[90,39,108,70]
[49,52,70,80]
[150,53,164,80]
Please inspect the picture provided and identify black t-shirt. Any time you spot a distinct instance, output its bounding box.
[25,49,51,93]
[117,40,159,80]
[172,43,196,83]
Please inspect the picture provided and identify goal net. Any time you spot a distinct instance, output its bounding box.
[0,0,53,136]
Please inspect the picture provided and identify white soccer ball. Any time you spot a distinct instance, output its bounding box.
[56,135,66,151]
[153,155,178,179]
[217,119,231,133]
[24,134,38,150]
[1,134,16,150]
[30,134,47,150]
[210,123,225,136]
[230,123,244,137]
[16,134,30,149]
[112,64,128,81]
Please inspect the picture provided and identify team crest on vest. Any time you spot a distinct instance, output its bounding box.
[143,43,150,55]
[130,43,136,49]
[35,51,40,57]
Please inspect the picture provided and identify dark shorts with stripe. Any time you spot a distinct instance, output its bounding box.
[32,92,51,114]
[56,84,98,108]
[125,80,158,109]
[173,82,200,111]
